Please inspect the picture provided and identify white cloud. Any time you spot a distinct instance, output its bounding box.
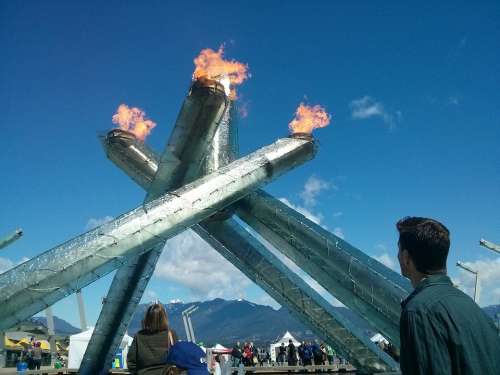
[154,230,251,300]
[86,215,114,230]
[300,175,333,207]
[0,256,31,274]
[254,294,281,310]
[144,289,158,302]
[0,257,14,274]
[333,227,345,239]
[374,253,398,271]
[453,258,500,307]
[332,211,343,218]
[279,198,323,225]
[349,96,398,127]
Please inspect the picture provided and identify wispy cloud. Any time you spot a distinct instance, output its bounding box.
[86,215,114,230]
[300,175,334,207]
[349,96,400,127]
[0,256,30,274]
[374,253,398,271]
[333,227,345,239]
[154,230,250,300]
[278,198,323,225]
[448,96,460,105]
[373,244,399,271]
[453,258,500,307]
[0,257,14,274]
[458,36,467,49]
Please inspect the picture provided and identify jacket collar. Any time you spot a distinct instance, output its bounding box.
[401,274,451,308]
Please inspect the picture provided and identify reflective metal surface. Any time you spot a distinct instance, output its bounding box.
[0,136,314,330]
[236,190,411,346]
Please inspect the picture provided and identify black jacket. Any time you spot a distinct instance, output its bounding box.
[127,329,178,375]
[400,275,500,375]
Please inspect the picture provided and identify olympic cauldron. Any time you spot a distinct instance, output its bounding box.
[0,76,410,373]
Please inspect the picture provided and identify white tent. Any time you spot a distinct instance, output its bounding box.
[370,333,389,345]
[68,328,133,370]
[269,331,300,362]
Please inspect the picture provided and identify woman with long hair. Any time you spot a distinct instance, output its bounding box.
[127,302,178,375]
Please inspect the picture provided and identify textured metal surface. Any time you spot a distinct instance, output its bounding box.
[81,91,233,374]
[98,128,399,373]
[102,129,159,189]
[236,190,411,346]
[0,136,315,331]
[194,219,398,373]
[80,242,164,374]
[146,78,229,200]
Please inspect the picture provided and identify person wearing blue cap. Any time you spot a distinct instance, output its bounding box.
[165,341,209,375]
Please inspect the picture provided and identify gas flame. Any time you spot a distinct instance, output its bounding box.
[193,46,249,99]
[289,103,331,134]
[112,104,156,141]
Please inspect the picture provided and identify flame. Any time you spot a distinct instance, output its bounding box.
[289,103,331,134]
[193,46,249,99]
[112,104,156,141]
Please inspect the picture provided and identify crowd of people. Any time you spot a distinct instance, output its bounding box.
[230,339,347,368]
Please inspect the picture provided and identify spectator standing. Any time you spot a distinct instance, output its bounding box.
[396,217,500,375]
[127,303,178,375]
[287,339,297,366]
[277,343,286,365]
[32,342,42,370]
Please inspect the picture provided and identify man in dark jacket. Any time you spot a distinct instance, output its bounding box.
[396,217,500,375]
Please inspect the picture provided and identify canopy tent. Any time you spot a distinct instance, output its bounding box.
[370,333,389,345]
[269,331,300,362]
[4,335,51,351]
[68,328,132,370]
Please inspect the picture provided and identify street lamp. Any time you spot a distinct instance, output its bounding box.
[456,262,479,303]
[479,239,500,255]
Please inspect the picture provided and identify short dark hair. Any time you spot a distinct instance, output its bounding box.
[396,217,450,274]
[142,303,169,333]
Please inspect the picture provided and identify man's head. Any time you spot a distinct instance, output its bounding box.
[396,217,450,280]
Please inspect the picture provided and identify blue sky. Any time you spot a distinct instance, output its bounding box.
[1,1,499,328]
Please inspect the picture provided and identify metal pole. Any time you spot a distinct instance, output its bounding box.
[456,262,479,303]
[187,306,198,343]
[182,313,191,341]
[76,290,88,331]
[0,228,23,250]
[45,307,57,366]
[0,331,5,368]
[479,239,500,255]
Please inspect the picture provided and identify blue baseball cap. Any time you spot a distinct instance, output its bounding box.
[166,341,209,375]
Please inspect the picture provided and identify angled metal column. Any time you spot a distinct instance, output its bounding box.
[0,135,315,331]
[194,219,398,373]
[80,79,230,374]
[0,228,23,250]
[100,127,400,373]
[236,191,411,346]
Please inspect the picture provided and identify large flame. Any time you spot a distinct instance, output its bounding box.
[193,46,249,99]
[289,103,331,134]
[112,104,156,141]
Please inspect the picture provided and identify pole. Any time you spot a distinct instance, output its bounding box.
[45,307,57,366]
[456,262,479,303]
[76,290,88,331]
[479,239,500,255]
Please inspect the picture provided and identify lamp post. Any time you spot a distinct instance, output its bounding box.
[456,262,479,303]
[479,239,500,255]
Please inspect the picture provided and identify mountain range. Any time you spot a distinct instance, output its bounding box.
[29,299,500,346]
